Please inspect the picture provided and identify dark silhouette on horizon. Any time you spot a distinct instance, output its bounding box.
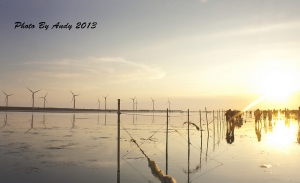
[27,87,41,108]
[2,91,14,107]
[40,93,48,108]
[70,90,80,109]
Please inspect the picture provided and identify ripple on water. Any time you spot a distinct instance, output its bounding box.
[260,164,272,168]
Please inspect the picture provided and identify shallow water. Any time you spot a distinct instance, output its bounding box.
[0,111,299,183]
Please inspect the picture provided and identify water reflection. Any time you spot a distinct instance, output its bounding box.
[224,110,244,144]
[1,113,7,128]
[255,121,262,142]
[226,120,235,144]
[130,139,177,183]
[2,111,300,183]
[41,114,47,129]
[264,118,297,148]
[298,121,300,144]
[247,110,299,148]
[25,113,37,133]
[152,112,154,124]
[71,113,75,129]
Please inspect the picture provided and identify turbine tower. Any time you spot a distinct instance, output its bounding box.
[151,97,155,111]
[102,94,109,111]
[167,99,171,111]
[135,99,138,111]
[27,87,41,108]
[40,93,48,108]
[70,90,80,109]
[130,96,136,112]
[97,97,100,110]
[2,91,13,107]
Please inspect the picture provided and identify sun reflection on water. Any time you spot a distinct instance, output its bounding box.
[263,118,298,149]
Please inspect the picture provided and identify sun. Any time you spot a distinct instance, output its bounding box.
[260,71,295,102]
[254,60,299,103]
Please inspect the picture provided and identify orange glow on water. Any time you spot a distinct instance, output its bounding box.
[263,118,298,149]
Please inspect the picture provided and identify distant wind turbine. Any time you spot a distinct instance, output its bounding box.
[70,90,80,109]
[151,97,155,111]
[167,99,171,111]
[27,87,41,108]
[97,97,100,110]
[102,94,109,111]
[40,93,48,108]
[130,96,136,112]
[2,91,13,107]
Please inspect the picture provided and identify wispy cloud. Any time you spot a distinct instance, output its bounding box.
[32,72,84,78]
[20,57,165,83]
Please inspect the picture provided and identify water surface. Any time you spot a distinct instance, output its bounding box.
[0,111,299,183]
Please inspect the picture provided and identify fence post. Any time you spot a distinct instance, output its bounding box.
[205,107,209,159]
[117,99,120,183]
[166,108,169,175]
[213,110,215,151]
[187,109,190,183]
[199,110,202,170]
[188,109,190,145]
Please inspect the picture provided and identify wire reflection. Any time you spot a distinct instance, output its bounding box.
[130,139,177,183]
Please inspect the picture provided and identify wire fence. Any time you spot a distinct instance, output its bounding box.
[115,99,228,183]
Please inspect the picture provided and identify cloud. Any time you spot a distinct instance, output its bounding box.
[32,72,83,78]
[20,57,165,84]
[89,57,155,72]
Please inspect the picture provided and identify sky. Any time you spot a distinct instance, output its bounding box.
[1,0,300,111]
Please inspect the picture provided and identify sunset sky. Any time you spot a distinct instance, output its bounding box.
[1,0,300,111]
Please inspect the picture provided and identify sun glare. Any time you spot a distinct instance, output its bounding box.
[260,71,295,102]
[264,119,298,149]
[254,60,299,103]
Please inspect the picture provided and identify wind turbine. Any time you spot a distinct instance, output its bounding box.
[167,99,171,111]
[2,91,13,107]
[130,96,136,112]
[97,97,100,110]
[70,90,80,109]
[40,93,48,108]
[151,97,155,111]
[102,94,109,111]
[27,87,41,108]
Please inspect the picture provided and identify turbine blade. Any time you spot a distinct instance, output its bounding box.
[45,93,48,97]
[2,91,7,96]
[70,90,74,95]
[26,87,33,93]
[34,89,41,93]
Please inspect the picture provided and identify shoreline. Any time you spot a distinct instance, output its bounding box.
[0,106,183,113]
